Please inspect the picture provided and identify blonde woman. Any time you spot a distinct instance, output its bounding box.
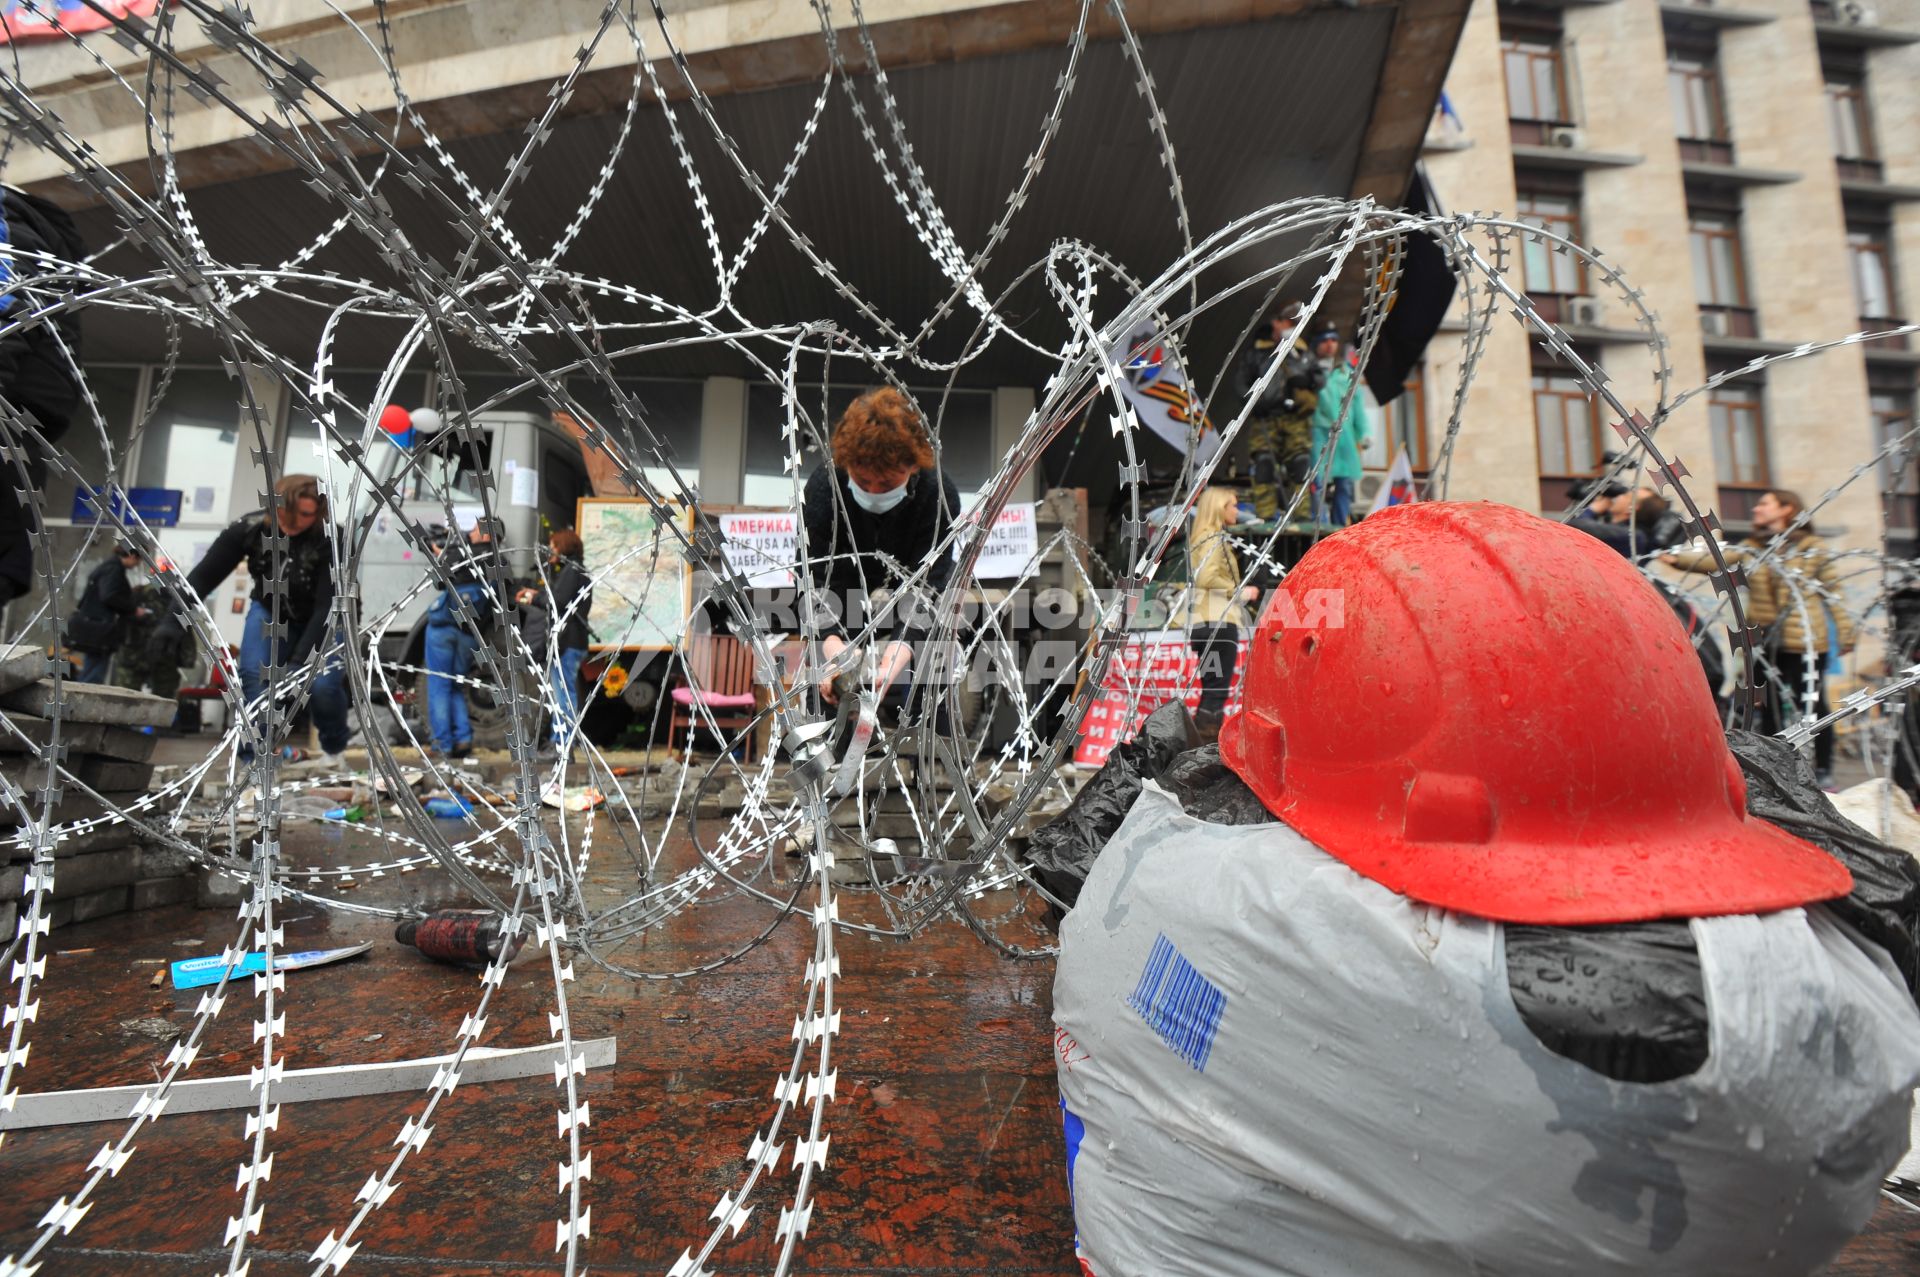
[1176,487,1261,743]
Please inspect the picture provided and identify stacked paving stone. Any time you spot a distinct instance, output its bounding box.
[0,647,187,935]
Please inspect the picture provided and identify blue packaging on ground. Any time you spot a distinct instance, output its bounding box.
[170,943,373,990]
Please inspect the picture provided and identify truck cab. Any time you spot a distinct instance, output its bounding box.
[358,411,591,671]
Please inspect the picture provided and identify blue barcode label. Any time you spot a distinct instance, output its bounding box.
[1126,933,1227,1072]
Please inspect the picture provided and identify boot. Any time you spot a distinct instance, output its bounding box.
[1193,707,1224,746]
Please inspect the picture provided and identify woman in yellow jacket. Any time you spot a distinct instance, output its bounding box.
[1175,487,1261,744]
[1665,488,1855,785]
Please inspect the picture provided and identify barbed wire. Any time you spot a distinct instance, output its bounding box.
[0,0,1913,1272]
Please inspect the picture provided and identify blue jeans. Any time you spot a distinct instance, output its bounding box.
[424,623,474,752]
[549,647,586,746]
[1314,476,1355,527]
[75,650,113,683]
[239,601,350,753]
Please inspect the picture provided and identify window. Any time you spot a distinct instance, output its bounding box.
[1876,389,1917,537]
[1825,68,1877,165]
[1848,224,1897,321]
[1689,212,1747,307]
[1368,366,1428,473]
[51,366,138,522]
[562,376,703,498]
[1533,372,1600,478]
[1515,189,1586,297]
[1709,380,1770,496]
[132,368,246,526]
[1503,37,1572,124]
[283,368,430,475]
[1668,42,1732,162]
[1689,206,1757,336]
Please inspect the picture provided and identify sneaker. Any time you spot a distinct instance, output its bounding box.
[450,741,473,759]
[319,750,350,772]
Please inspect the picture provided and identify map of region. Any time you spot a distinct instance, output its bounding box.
[577,500,691,650]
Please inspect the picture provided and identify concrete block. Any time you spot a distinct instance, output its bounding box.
[137,842,195,878]
[50,885,131,929]
[0,712,105,755]
[73,758,155,791]
[196,866,251,909]
[48,847,141,899]
[0,792,146,832]
[131,876,193,911]
[3,819,142,861]
[0,681,176,728]
[92,725,158,763]
[0,646,54,697]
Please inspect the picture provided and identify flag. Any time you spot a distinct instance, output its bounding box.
[1363,167,1456,406]
[1112,321,1222,467]
[1370,447,1418,516]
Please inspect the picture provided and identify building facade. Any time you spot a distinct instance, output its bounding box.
[1394,0,1919,559]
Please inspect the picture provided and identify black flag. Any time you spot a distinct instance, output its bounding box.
[1364,166,1455,405]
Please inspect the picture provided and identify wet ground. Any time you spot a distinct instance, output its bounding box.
[0,746,1914,1274]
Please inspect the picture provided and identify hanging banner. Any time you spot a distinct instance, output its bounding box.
[717,509,799,589]
[1073,631,1246,768]
[1112,321,1223,466]
[0,0,163,43]
[963,502,1041,580]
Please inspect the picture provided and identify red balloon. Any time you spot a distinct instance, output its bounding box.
[378,404,413,434]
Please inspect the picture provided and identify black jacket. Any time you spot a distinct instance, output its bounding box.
[520,558,593,654]
[1232,333,1323,418]
[184,513,337,663]
[801,464,961,643]
[68,557,133,653]
[0,186,85,439]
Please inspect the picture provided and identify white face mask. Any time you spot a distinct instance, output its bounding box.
[848,474,910,515]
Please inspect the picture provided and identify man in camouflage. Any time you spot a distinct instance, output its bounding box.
[115,582,194,702]
[1233,302,1326,521]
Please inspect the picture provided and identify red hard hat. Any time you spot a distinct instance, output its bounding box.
[1218,501,1851,924]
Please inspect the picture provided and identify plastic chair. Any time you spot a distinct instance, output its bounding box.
[668,634,759,761]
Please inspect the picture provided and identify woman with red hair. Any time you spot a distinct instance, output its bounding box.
[801,386,960,706]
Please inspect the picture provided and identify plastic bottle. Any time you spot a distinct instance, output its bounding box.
[323,804,367,823]
[423,795,473,819]
[394,910,525,965]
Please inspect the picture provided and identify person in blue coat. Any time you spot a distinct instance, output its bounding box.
[423,520,497,757]
[1307,327,1371,527]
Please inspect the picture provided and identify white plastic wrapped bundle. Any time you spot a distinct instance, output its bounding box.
[1053,784,1920,1277]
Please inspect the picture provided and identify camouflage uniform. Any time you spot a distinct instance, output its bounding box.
[1234,331,1324,521]
[114,584,192,700]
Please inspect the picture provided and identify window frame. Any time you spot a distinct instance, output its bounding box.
[1501,35,1574,126]
[1707,378,1771,490]
[1824,65,1878,166]
[1514,186,1589,299]
[1667,41,1730,148]
[1847,222,1898,322]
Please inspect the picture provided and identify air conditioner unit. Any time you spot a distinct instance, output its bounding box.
[1700,309,1730,336]
[1569,298,1606,328]
[1839,0,1877,25]
[1547,126,1586,149]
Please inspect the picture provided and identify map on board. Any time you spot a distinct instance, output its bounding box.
[577,499,692,650]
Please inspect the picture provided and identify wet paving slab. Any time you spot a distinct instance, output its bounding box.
[0,810,1914,1274]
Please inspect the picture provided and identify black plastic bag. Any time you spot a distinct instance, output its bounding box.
[1727,728,1920,993]
[1025,701,1197,910]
